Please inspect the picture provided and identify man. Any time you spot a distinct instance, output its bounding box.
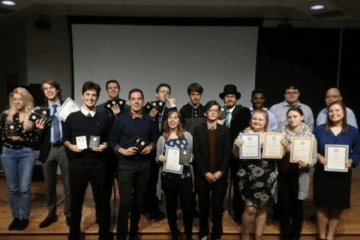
[144,83,177,221]
[316,87,358,128]
[270,83,314,132]
[38,80,71,228]
[179,82,206,135]
[219,84,251,222]
[63,82,112,240]
[250,89,278,132]
[109,89,158,240]
[96,79,129,122]
[193,100,231,240]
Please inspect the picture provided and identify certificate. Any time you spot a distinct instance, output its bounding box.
[56,97,81,122]
[76,136,88,149]
[239,133,261,159]
[290,137,314,164]
[163,147,183,174]
[262,133,284,159]
[325,144,349,172]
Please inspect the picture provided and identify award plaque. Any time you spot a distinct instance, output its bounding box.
[144,102,156,114]
[163,147,183,174]
[154,101,165,113]
[262,133,284,159]
[219,106,227,120]
[29,107,51,124]
[239,133,261,159]
[89,135,100,148]
[325,144,349,172]
[105,98,127,111]
[130,136,148,154]
[7,124,17,136]
[290,137,314,164]
[179,148,191,164]
[76,136,88,149]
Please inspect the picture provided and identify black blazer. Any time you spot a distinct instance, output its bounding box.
[229,105,251,143]
[38,102,65,163]
[193,123,231,179]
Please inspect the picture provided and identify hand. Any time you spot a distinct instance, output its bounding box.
[158,155,166,162]
[234,138,244,148]
[119,146,138,156]
[35,119,45,132]
[92,143,107,152]
[7,136,23,142]
[213,171,223,181]
[183,156,193,166]
[149,108,158,117]
[280,138,289,147]
[345,159,353,168]
[68,144,83,153]
[317,153,327,166]
[298,160,309,169]
[204,172,216,183]
[111,104,121,116]
[141,145,153,155]
[167,97,176,106]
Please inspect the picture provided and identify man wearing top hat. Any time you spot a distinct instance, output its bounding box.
[219,84,251,223]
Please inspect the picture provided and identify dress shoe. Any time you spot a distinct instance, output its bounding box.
[66,217,70,227]
[39,216,58,228]
[128,234,139,240]
[17,218,29,230]
[148,210,166,222]
[8,218,20,230]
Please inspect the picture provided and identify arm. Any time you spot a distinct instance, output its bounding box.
[309,137,318,167]
[306,107,315,132]
[184,131,194,162]
[347,108,358,129]
[349,130,360,167]
[156,136,166,163]
[193,127,208,174]
[219,127,231,174]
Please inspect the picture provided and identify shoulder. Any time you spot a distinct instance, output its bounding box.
[183,131,193,139]
[180,103,191,112]
[194,123,206,133]
[67,110,82,120]
[299,103,313,112]
[346,107,356,115]
[314,125,325,134]
[347,125,358,135]
[269,102,283,111]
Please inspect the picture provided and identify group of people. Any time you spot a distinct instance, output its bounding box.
[0,80,359,240]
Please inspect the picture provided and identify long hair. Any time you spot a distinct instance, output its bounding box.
[163,110,185,139]
[324,101,348,134]
[6,87,35,131]
[250,109,269,132]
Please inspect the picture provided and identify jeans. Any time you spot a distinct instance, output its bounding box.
[1,146,36,219]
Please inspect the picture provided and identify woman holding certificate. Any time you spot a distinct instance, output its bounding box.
[156,110,194,240]
[0,87,44,231]
[279,106,317,240]
[233,109,279,240]
[313,101,360,240]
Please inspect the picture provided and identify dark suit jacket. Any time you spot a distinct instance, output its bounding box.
[229,105,251,143]
[193,123,231,180]
[38,102,65,163]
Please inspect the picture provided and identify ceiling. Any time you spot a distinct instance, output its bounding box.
[1,0,360,24]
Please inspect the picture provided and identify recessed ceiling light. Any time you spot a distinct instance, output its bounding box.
[2,1,16,6]
[311,5,324,10]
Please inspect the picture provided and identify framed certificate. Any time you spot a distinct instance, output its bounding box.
[290,137,314,164]
[239,133,261,159]
[262,133,284,159]
[325,144,349,172]
[163,147,183,174]
[56,97,81,122]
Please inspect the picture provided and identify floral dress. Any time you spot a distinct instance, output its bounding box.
[237,130,278,207]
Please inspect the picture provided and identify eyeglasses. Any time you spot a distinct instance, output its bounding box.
[159,90,170,95]
[207,109,219,113]
[285,91,299,95]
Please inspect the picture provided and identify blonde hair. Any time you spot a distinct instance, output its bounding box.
[6,87,35,131]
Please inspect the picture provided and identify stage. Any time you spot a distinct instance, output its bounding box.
[1,176,360,240]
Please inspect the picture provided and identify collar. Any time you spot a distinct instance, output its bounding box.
[49,100,61,108]
[226,104,236,113]
[81,106,96,117]
[190,102,200,109]
[250,106,268,114]
[207,122,217,130]
[130,109,143,119]
[283,100,301,107]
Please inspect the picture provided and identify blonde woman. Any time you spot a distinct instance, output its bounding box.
[0,87,44,230]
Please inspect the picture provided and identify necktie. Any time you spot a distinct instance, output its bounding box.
[225,111,230,127]
[87,113,91,117]
[52,105,60,142]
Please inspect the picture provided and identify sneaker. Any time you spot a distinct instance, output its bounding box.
[8,218,20,230]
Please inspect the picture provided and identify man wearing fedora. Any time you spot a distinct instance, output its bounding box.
[219,84,251,222]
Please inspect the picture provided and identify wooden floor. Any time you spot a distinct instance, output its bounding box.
[1,176,360,240]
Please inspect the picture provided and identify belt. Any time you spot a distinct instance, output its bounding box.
[3,143,27,149]
[51,142,63,147]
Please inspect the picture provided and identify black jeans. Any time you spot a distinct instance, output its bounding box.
[195,176,228,239]
[162,175,193,240]
[116,160,151,240]
[68,158,111,240]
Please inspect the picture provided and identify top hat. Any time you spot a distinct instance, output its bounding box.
[219,84,241,99]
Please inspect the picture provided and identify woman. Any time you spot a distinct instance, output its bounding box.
[156,110,193,240]
[278,106,317,240]
[233,109,279,240]
[313,101,360,240]
[0,87,44,230]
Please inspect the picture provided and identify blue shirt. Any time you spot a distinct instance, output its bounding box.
[269,100,314,132]
[250,106,278,132]
[49,100,63,143]
[316,107,358,129]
